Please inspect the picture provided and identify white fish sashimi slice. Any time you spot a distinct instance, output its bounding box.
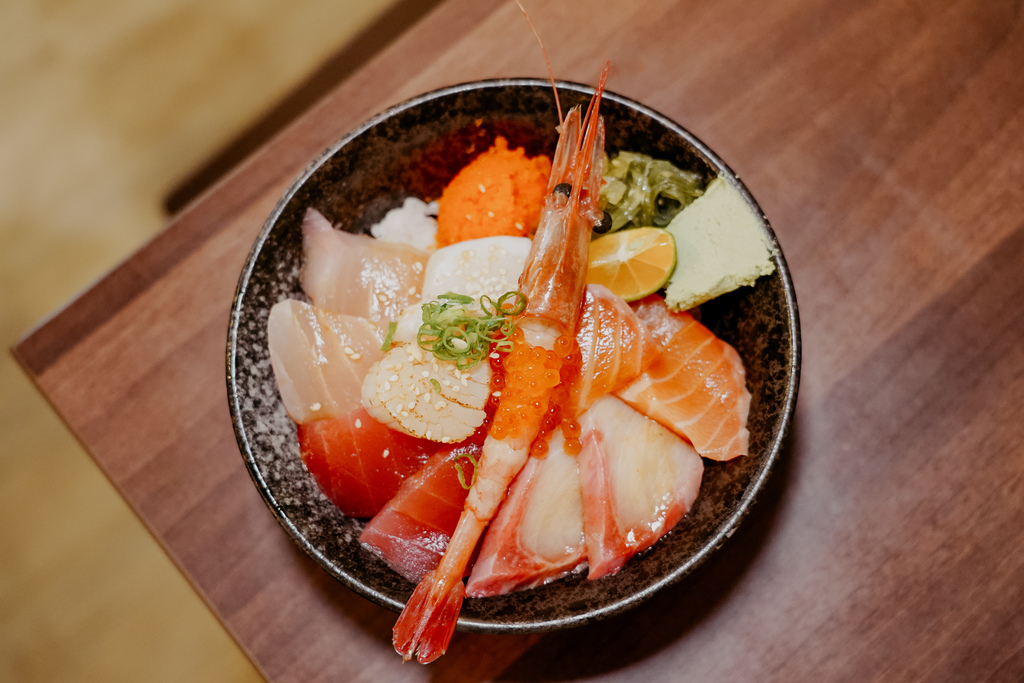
[577,395,704,579]
[299,207,428,336]
[466,429,586,597]
[267,299,383,424]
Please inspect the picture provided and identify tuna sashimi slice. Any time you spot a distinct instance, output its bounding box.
[360,432,485,582]
[298,408,437,518]
[577,396,703,579]
[616,295,751,461]
[569,285,661,416]
[466,429,586,597]
[300,207,428,336]
[267,299,383,424]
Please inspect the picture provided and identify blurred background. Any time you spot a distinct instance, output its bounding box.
[0,0,420,679]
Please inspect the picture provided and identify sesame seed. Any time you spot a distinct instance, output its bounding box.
[478,184,486,193]
[407,401,416,410]
[310,402,322,411]
[355,419,362,428]
[384,381,392,391]
[351,353,361,360]
[401,410,410,417]
[422,370,430,378]
[426,430,433,439]
[389,374,399,382]
[382,449,390,458]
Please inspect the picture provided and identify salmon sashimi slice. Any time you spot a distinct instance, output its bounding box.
[569,284,661,416]
[466,429,586,597]
[360,432,484,583]
[577,396,704,579]
[298,408,438,518]
[267,299,383,424]
[300,207,428,337]
[616,295,751,461]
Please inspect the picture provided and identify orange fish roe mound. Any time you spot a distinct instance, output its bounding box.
[435,136,552,247]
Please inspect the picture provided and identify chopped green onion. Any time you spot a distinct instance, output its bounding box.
[439,292,474,304]
[452,451,479,490]
[429,378,443,394]
[416,290,525,370]
[381,321,398,352]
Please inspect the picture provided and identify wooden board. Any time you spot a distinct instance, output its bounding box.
[15,0,1024,680]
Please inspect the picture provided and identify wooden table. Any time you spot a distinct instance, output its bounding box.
[15,0,1024,679]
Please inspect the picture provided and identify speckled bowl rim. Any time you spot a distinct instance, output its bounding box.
[227,78,801,633]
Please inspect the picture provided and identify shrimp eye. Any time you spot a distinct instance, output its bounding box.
[594,211,613,234]
[553,183,572,197]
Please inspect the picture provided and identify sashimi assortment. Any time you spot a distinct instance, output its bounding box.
[265,63,774,665]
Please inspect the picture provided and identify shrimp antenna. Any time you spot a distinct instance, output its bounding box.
[580,61,611,144]
[514,0,563,125]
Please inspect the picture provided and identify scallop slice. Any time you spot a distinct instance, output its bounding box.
[419,235,531,303]
[361,343,491,443]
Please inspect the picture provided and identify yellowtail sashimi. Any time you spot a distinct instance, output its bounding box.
[267,299,383,423]
[466,428,586,596]
[300,207,427,337]
[577,395,703,579]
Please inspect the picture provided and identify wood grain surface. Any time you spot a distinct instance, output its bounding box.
[14,0,1024,680]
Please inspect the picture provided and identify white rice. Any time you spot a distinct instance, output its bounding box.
[370,197,439,252]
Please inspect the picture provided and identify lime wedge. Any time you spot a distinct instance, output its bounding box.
[585,227,677,302]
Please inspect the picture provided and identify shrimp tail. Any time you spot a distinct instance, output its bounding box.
[393,569,465,663]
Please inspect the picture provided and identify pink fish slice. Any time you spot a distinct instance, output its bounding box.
[466,428,587,597]
[577,395,703,579]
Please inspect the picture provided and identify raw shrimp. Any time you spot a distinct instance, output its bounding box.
[392,64,610,664]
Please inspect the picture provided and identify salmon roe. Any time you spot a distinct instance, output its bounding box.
[488,331,588,463]
[490,335,566,441]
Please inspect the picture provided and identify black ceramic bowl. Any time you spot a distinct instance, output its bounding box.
[227,79,800,633]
